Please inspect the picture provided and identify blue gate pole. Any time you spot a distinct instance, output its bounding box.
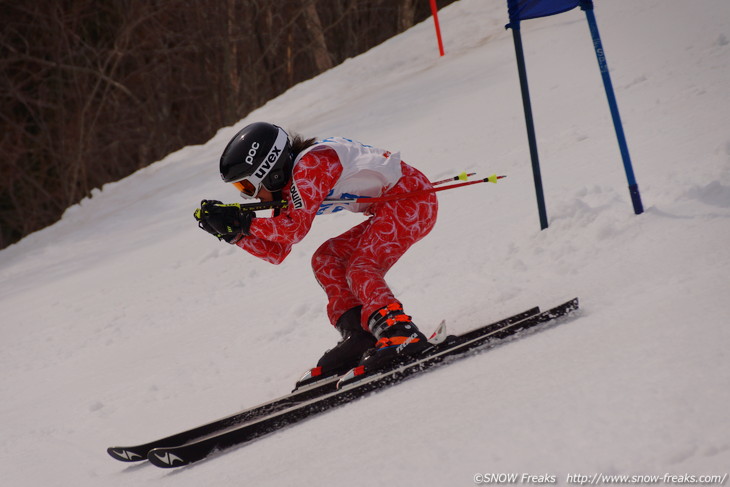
[508,22,549,230]
[579,0,643,214]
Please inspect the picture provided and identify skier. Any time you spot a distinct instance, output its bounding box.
[195,122,438,380]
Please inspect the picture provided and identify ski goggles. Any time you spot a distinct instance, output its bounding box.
[231,178,260,199]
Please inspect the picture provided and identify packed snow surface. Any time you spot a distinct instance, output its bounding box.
[1,1,729,485]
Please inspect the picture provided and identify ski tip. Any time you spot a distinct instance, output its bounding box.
[147,448,189,468]
[107,447,146,462]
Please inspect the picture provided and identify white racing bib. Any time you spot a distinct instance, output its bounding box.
[293,137,403,215]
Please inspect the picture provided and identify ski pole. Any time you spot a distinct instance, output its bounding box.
[198,199,289,214]
[224,174,504,212]
[431,171,476,186]
[236,200,288,212]
[326,174,506,205]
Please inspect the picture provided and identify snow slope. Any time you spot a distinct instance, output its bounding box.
[1,1,729,485]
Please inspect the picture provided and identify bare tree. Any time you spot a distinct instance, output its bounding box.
[398,0,418,31]
[303,0,333,72]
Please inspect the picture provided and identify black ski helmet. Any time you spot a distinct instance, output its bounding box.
[219,122,293,197]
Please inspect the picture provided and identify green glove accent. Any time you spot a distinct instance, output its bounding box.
[194,200,255,244]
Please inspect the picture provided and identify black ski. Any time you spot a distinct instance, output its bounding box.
[145,298,578,468]
[106,370,341,463]
[107,305,540,463]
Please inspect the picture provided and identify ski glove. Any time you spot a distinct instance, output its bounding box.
[194,200,255,244]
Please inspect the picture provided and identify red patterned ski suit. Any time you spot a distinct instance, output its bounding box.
[237,140,438,329]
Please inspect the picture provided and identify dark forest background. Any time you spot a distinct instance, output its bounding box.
[0,0,456,249]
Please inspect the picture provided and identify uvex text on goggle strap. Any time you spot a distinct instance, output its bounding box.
[231,128,290,199]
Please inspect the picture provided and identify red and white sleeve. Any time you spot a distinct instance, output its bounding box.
[236,146,343,264]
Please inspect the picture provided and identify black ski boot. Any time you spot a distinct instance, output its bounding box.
[296,306,376,388]
[357,303,432,373]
